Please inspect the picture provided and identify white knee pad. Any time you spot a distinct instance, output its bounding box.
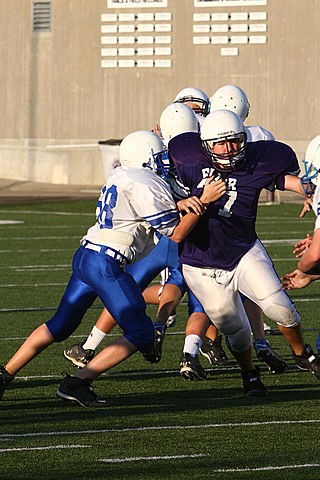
[263,297,300,328]
[222,320,252,353]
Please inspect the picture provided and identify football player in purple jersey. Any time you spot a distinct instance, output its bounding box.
[198,84,286,375]
[170,109,320,396]
[0,130,225,407]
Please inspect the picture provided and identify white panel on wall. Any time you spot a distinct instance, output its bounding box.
[249,11,267,20]
[137,59,154,67]
[137,47,154,55]
[101,48,117,56]
[211,36,228,44]
[230,24,248,32]
[155,12,172,20]
[118,24,135,33]
[193,24,210,33]
[230,35,248,44]
[221,47,239,56]
[118,47,135,56]
[230,12,248,20]
[154,36,171,44]
[249,23,267,32]
[118,59,135,68]
[137,36,154,44]
[101,59,117,68]
[137,12,154,21]
[155,24,171,32]
[137,24,154,32]
[249,35,267,43]
[211,13,229,21]
[155,47,171,55]
[193,13,211,21]
[212,24,229,32]
[101,25,117,33]
[193,36,210,44]
[118,36,135,44]
[101,13,117,22]
[118,13,135,21]
[155,59,171,67]
[101,36,117,44]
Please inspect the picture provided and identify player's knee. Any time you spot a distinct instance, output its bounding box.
[226,331,252,353]
[221,318,252,352]
[124,320,155,352]
[45,319,79,342]
[264,302,300,328]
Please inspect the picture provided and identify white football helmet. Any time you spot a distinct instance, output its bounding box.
[119,130,169,179]
[173,87,210,117]
[210,84,250,122]
[160,103,199,144]
[300,134,320,196]
[200,109,247,172]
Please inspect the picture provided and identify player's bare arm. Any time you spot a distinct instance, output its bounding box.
[284,174,307,196]
[177,178,226,215]
[169,177,226,243]
[297,228,320,274]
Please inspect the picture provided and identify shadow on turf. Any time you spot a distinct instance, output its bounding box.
[1,371,319,425]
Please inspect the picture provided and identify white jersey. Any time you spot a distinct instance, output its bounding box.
[245,125,275,142]
[83,166,179,263]
[312,186,320,231]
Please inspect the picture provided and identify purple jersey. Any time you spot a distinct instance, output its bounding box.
[169,132,300,270]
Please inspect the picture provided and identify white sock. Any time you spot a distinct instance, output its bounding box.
[83,326,107,351]
[183,334,202,357]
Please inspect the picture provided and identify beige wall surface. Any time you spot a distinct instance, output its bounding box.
[0,0,318,184]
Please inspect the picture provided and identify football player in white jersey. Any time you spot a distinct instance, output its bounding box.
[281,134,320,354]
[190,84,286,377]
[0,130,226,406]
[62,103,203,368]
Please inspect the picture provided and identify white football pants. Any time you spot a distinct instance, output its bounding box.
[182,239,300,352]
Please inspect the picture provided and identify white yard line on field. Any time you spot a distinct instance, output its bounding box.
[99,454,207,463]
[0,444,90,453]
[2,419,320,440]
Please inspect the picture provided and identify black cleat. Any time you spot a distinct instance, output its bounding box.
[0,366,14,400]
[143,323,166,364]
[241,367,268,397]
[179,353,208,381]
[200,335,229,366]
[56,375,112,408]
[254,338,287,374]
[63,341,95,368]
[292,344,320,380]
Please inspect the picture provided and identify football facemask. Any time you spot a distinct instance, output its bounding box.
[203,132,247,173]
[300,135,320,197]
[174,96,209,116]
[143,148,171,180]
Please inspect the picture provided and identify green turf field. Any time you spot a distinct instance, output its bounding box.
[0,199,319,480]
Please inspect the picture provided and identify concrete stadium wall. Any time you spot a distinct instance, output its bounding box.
[0,0,318,185]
